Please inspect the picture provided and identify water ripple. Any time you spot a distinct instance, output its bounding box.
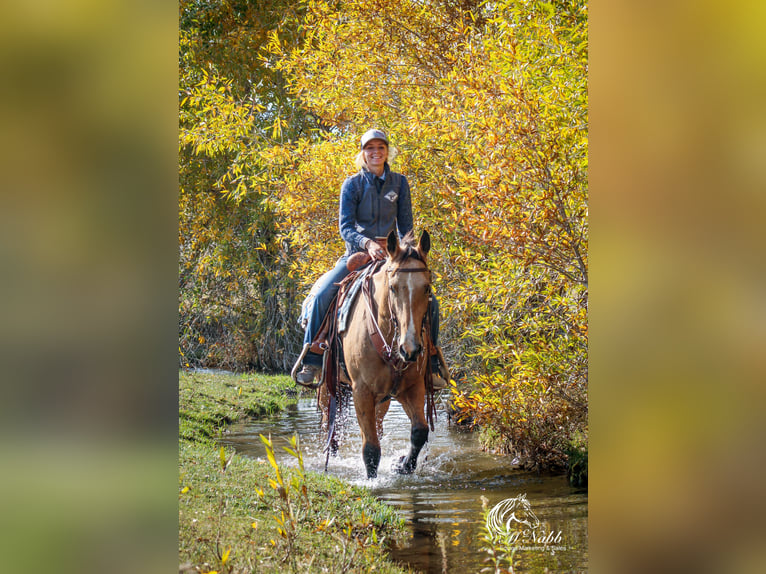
[221,396,587,573]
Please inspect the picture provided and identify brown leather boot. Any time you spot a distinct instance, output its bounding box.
[295,364,321,387]
[430,353,449,390]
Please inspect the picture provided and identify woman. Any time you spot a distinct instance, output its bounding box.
[294,128,444,387]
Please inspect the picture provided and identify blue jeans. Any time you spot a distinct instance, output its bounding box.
[430,294,440,347]
[300,256,440,367]
[301,256,351,366]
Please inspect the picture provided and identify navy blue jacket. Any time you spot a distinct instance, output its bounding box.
[339,164,413,255]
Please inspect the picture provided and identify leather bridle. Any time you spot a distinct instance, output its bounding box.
[363,261,431,376]
[385,265,431,346]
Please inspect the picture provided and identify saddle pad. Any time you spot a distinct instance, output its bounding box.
[337,263,377,334]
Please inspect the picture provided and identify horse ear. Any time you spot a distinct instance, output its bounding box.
[386,229,399,257]
[418,230,431,256]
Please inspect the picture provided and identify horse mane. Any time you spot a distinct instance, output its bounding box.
[391,231,426,264]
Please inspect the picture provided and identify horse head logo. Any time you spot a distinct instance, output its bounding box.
[486,493,541,536]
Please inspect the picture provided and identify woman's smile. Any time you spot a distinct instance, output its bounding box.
[363,140,388,174]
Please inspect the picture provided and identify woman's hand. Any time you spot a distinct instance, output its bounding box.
[366,238,386,260]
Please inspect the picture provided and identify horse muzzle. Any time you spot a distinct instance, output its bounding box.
[398,343,422,363]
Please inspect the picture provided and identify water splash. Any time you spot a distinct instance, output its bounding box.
[221,396,588,573]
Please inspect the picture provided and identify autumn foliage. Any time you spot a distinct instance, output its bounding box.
[180,0,587,470]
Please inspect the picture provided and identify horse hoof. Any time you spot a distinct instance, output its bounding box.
[394,455,415,475]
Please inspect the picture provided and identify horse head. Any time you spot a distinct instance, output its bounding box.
[384,229,431,363]
[509,494,540,529]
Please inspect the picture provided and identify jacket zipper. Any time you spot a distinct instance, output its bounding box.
[377,182,382,237]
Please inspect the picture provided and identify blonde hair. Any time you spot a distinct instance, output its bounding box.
[354,145,399,171]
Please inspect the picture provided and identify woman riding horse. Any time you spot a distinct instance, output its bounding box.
[293,129,446,390]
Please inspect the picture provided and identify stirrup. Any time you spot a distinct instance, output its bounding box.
[431,373,448,391]
[296,364,321,386]
[291,343,324,389]
[431,346,450,389]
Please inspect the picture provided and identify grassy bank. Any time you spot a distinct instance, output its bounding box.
[179,370,410,573]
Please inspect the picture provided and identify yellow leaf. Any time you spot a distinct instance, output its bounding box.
[271,117,282,139]
[221,548,231,564]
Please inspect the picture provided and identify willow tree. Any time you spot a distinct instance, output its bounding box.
[179,0,324,371]
[263,0,587,469]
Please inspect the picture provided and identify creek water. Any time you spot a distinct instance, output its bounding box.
[221,395,588,573]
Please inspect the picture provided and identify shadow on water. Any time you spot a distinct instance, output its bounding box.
[221,395,588,573]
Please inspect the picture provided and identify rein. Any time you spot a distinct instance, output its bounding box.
[361,260,396,367]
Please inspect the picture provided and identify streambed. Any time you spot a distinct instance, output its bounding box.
[221,395,587,573]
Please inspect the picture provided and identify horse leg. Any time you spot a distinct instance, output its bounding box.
[375,399,390,439]
[354,388,382,478]
[394,382,429,474]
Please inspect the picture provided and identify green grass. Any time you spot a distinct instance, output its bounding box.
[179,370,410,573]
[180,371,298,442]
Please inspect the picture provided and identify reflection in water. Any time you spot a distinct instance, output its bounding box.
[221,397,587,573]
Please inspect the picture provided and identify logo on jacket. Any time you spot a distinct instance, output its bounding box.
[384,190,398,203]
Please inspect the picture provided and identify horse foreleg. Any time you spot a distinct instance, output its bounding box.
[395,382,429,474]
[354,388,381,478]
[375,399,390,438]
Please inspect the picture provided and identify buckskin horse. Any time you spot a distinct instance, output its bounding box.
[318,229,439,479]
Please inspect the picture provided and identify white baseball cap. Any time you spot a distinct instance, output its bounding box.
[360,129,389,149]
